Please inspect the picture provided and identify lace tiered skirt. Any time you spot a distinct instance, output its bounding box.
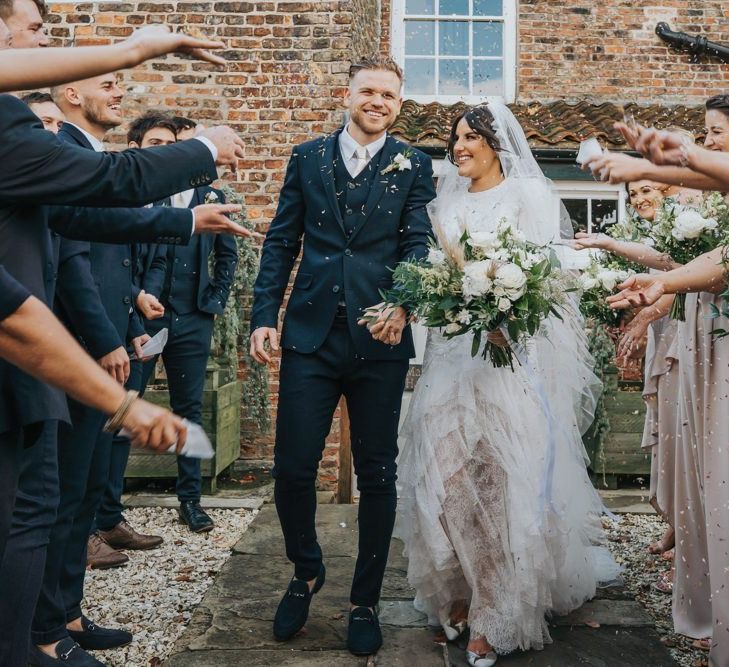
[395,328,619,654]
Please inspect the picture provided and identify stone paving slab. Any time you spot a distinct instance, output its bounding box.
[446,626,676,666]
[166,504,677,666]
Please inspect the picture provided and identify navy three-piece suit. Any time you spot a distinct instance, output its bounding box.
[251,128,435,606]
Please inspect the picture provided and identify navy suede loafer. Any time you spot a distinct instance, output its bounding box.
[347,606,382,656]
[273,564,326,641]
[67,616,132,651]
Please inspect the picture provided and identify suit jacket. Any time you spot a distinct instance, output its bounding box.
[250,129,435,360]
[55,124,145,357]
[0,265,30,321]
[0,94,217,432]
[143,186,238,316]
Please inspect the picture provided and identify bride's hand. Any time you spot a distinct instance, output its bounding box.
[487,330,509,348]
[570,232,615,252]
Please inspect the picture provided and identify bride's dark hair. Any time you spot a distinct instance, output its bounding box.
[706,94,729,119]
[446,104,503,165]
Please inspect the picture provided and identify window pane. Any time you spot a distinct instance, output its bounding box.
[563,199,588,234]
[473,59,503,96]
[405,58,436,94]
[438,0,468,15]
[474,0,503,16]
[439,59,469,95]
[405,20,435,56]
[440,20,468,56]
[406,0,435,14]
[593,199,619,232]
[473,22,503,57]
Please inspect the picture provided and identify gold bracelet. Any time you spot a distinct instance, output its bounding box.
[103,390,139,433]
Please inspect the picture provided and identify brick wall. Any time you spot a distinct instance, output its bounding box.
[516,0,729,103]
[46,0,729,492]
[45,1,374,492]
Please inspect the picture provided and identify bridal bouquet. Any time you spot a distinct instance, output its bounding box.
[578,254,635,327]
[381,216,565,369]
[649,192,729,319]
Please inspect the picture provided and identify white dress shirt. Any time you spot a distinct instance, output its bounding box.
[337,124,387,177]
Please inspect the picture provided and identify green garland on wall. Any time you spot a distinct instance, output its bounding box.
[585,322,615,481]
[209,184,271,433]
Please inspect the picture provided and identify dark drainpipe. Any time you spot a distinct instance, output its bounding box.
[656,22,729,63]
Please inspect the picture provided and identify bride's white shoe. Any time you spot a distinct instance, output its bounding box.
[441,619,466,641]
[466,649,497,667]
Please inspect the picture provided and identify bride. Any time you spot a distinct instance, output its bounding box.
[395,101,620,666]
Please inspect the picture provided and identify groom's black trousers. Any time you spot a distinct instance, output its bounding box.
[273,315,408,607]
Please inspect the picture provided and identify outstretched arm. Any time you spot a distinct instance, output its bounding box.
[608,247,727,309]
[0,26,225,93]
[0,294,185,451]
[571,233,680,271]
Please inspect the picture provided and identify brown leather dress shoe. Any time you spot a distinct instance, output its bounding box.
[86,533,129,570]
[98,519,164,551]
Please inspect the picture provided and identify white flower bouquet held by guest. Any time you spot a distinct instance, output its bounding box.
[644,192,729,319]
[577,254,634,327]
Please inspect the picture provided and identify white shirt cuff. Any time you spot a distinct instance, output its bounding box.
[193,136,218,162]
[190,209,196,235]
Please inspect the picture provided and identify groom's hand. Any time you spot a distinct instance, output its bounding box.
[358,303,407,346]
[250,327,279,364]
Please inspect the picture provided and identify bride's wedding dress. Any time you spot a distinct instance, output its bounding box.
[395,103,620,655]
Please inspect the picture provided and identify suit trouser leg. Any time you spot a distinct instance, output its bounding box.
[31,402,106,645]
[273,327,345,582]
[94,360,144,532]
[161,311,214,503]
[344,355,407,608]
[60,426,113,623]
[0,422,57,667]
[0,427,23,564]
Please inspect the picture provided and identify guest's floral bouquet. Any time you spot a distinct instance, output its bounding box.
[649,192,729,319]
[578,254,635,327]
[381,216,566,369]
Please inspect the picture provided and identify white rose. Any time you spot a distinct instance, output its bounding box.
[444,322,461,335]
[672,210,715,241]
[427,248,446,265]
[467,230,499,253]
[456,309,472,325]
[580,274,599,290]
[393,153,412,171]
[494,262,527,298]
[462,260,495,299]
[596,269,621,291]
[497,297,512,312]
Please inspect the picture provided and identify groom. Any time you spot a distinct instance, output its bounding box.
[250,54,435,655]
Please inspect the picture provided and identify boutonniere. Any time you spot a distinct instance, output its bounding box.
[381,149,413,175]
[204,191,220,204]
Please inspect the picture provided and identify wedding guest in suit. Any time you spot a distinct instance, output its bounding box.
[90,111,181,570]
[0,92,244,667]
[21,92,64,133]
[138,112,239,534]
[250,55,435,656]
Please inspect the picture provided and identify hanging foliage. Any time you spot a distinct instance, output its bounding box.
[209,184,271,433]
[585,321,616,481]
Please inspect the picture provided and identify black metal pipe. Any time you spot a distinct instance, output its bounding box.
[656,22,729,63]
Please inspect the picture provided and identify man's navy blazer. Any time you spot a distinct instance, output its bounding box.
[0,94,217,433]
[250,128,435,361]
[55,123,146,357]
[143,185,238,317]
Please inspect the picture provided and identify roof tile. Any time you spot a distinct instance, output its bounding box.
[390,100,706,149]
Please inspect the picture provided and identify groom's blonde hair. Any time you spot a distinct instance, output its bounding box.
[348,54,403,85]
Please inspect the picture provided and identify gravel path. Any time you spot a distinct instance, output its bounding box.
[83,507,256,667]
[604,514,707,667]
